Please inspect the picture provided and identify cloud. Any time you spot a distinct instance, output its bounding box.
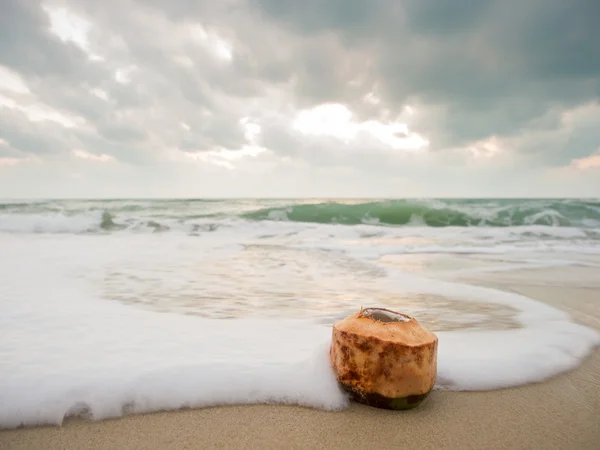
[0,0,599,197]
[472,102,600,169]
[252,0,600,146]
[567,150,600,171]
[0,106,75,155]
[72,149,115,162]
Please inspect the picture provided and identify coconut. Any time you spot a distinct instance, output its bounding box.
[329,307,438,410]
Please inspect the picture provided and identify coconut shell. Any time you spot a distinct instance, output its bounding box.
[329,307,438,410]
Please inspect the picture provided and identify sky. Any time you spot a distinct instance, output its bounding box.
[0,0,599,198]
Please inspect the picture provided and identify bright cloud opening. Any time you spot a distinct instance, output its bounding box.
[0,66,30,94]
[363,92,380,105]
[292,103,428,150]
[240,117,261,142]
[43,5,103,61]
[466,137,503,159]
[188,23,233,62]
[569,150,600,171]
[90,88,109,101]
[184,147,265,170]
[27,105,82,128]
[1,93,83,129]
[114,67,135,84]
[73,150,115,162]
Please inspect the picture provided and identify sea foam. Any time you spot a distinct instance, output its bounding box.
[1,231,599,429]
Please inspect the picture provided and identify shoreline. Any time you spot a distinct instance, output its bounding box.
[1,276,599,449]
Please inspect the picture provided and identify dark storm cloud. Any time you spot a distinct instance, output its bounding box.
[0,144,26,159]
[512,105,600,167]
[0,108,72,155]
[252,0,600,147]
[251,0,388,36]
[0,0,105,81]
[30,82,112,123]
[95,121,148,144]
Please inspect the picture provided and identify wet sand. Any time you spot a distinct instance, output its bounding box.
[1,274,599,450]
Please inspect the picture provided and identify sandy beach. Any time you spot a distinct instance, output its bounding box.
[1,269,599,450]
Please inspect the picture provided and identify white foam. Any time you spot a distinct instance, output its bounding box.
[0,335,347,429]
[523,209,567,227]
[0,212,102,234]
[435,322,600,390]
[267,208,291,221]
[0,232,599,429]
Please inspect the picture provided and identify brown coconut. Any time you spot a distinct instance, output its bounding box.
[329,307,438,410]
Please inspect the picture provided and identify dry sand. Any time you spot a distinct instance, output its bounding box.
[1,274,599,450]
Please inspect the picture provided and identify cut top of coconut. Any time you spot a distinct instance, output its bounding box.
[359,307,411,323]
[333,307,437,346]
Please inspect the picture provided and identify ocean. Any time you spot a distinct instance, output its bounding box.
[1,198,599,428]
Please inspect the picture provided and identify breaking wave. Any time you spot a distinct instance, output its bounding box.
[0,198,599,233]
[243,199,600,227]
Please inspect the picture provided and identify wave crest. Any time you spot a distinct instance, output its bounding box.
[243,199,600,227]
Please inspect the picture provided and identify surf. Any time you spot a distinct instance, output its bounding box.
[1,198,599,233]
